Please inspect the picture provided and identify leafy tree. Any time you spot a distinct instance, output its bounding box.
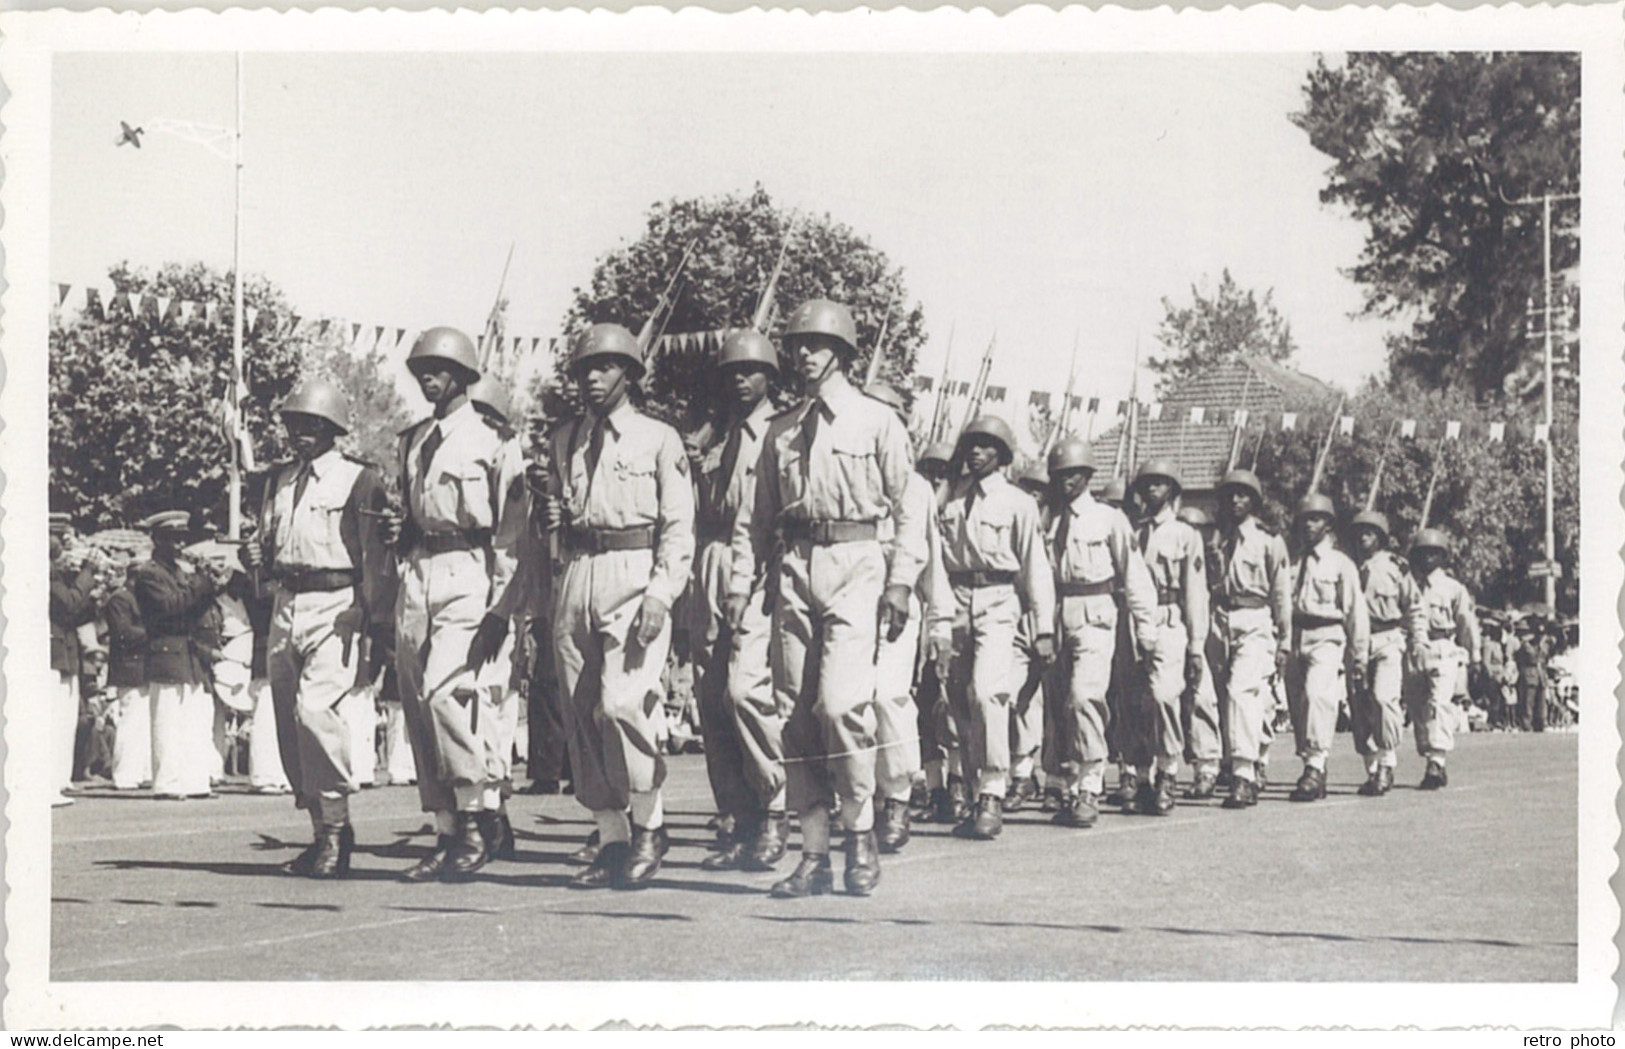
[1292,53,1580,399]
[548,185,926,434]
[49,262,318,530]
[1150,269,1297,398]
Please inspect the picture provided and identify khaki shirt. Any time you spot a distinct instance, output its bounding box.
[1293,534,1370,664]
[261,447,392,620]
[697,398,776,541]
[550,399,695,610]
[729,375,918,596]
[1358,549,1425,648]
[1135,504,1208,650]
[938,470,1056,630]
[1216,515,1293,646]
[399,400,528,615]
[1416,568,1480,664]
[886,470,953,644]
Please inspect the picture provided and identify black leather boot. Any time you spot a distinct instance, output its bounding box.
[401,834,455,882]
[616,825,669,889]
[445,813,490,879]
[770,852,834,898]
[844,829,881,896]
[308,824,353,880]
[744,812,789,871]
[876,799,911,854]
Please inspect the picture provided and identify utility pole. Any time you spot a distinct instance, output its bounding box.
[228,51,245,541]
[1506,186,1579,611]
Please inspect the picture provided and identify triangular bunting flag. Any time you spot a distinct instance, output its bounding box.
[319,320,331,337]
[477,335,487,354]
[1338,415,1354,437]
[1281,412,1298,431]
[531,337,541,354]
[205,301,219,325]
[350,323,362,343]
[917,376,935,392]
[245,306,259,333]
[1188,406,1205,424]
[180,301,196,324]
[1400,419,1416,438]
[1444,421,1461,441]
[288,315,302,335]
[155,296,172,323]
[56,283,71,307]
[375,325,385,346]
[396,328,407,348]
[1488,422,1506,443]
[513,335,523,357]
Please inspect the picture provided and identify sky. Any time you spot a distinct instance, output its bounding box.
[51,50,1401,410]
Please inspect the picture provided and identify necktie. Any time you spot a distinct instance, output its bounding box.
[1054,504,1072,567]
[291,461,313,512]
[417,424,444,487]
[581,418,607,506]
[801,400,824,484]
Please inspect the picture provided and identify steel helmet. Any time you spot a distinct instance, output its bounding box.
[407,327,481,382]
[1176,506,1212,529]
[1216,468,1264,504]
[1015,462,1049,491]
[570,322,645,380]
[863,382,908,420]
[1133,458,1183,494]
[918,441,956,470]
[717,329,779,375]
[1295,492,1337,521]
[278,378,352,435]
[1349,509,1391,541]
[468,377,512,425]
[782,299,860,356]
[1047,437,1095,477]
[1100,477,1127,506]
[1411,527,1452,556]
[958,415,1017,465]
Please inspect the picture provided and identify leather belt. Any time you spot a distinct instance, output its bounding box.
[1157,588,1184,607]
[950,569,1017,588]
[782,519,879,544]
[1429,627,1454,641]
[1217,593,1268,611]
[1297,613,1344,630]
[271,567,358,593]
[1058,579,1113,598]
[1371,617,1404,633]
[565,524,657,554]
[416,529,491,555]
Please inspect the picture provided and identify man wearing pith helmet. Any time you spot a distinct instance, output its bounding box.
[1347,510,1425,797]
[937,414,1056,843]
[386,327,528,882]
[1209,468,1292,810]
[1005,460,1053,812]
[728,298,918,898]
[1041,437,1153,829]
[1284,493,1369,803]
[240,378,392,878]
[691,329,789,873]
[1403,527,1480,790]
[544,322,694,889]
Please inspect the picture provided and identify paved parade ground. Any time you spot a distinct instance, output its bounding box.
[51,730,1576,984]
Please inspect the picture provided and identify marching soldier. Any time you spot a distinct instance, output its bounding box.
[1404,528,1480,789]
[938,416,1056,842]
[863,383,951,854]
[386,328,527,882]
[241,380,393,878]
[1125,460,1210,814]
[1347,510,1425,796]
[916,442,957,490]
[1096,476,1138,804]
[692,330,790,872]
[1175,505,1227,797]
[914,441,968,825]
[1284,493,1369,802]
[548,324,694,890]
[1043,439,1154,827]
[727,299,918,897]
[1006,462,1053,809]
[1209,469,1292,810]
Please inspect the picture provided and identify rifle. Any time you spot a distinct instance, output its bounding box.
[477,242,516,372]
[1364,420,1400,511]
[1307,394,1345,494]
[946,331,997,473]
[1418,436,1448,529]
[636,230,708,351]
[928,324,957,444]
[1225,371,1255,472]
[1124,337,1142,476]
[751,216,797,334]
[863,313,892,389]
[1042,328,1082,457]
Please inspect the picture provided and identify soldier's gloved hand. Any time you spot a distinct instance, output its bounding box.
[240,541,263,570]
[1185,650,1204,689]
[632,596,669,648]
[879,584,912,643]
[524,463,549,498]
[1274,646,1291,679]
[928,634,953,682]
[467,613,510,668]
[724,594,748,634]
[1031,633,1057,668]
[543,496,565,533]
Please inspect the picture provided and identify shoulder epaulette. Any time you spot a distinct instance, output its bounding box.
[397,417,431,438]
[342,451,375,468]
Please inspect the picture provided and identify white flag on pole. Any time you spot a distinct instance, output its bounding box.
[1444,421,1461,441]
[1338,415,1354,437]
[1488,422,1506,443]
[1400,419,1416,438]
[155,296,172,322]
[1146,402,1163,422]
[1188,406,1205,424]
[1281,413,1297,431]
[1534,423,1551,443]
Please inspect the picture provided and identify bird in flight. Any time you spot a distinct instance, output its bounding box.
[116,121,144,148]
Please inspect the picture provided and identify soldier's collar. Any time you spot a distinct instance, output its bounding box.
[432,399,478,436]
[1148,503,1176,526]
[597,398,635,434]
[1067,488,1097,514]
[740,397,775,437]
[302,446,343,478]
[815,376,859,416]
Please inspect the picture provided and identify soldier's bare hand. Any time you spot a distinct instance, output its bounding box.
[880,584,912,643]
[1032,633,1057,667]
[1274,647,1291,678]
[377,511,403,548]
[928,634,953,681]
[240,542,263,570]
[543,496,565,532]
[724,594,748,634]
[1185,650,1204,688]
[1348,663,1366,692]
[633,596,669,648]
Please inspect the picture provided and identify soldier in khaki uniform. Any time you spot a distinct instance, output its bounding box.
[547,324,694,890]
[1005,462,1053,810]
[386,329,528,882]
[863,383,952,854]
[1348,510,1425,796]
[913,441,968,824]
[1125,460,1211,815]
[1210,469,1292,810]
[692,330,789,873]
[241,381,392,878]
[938,416,1056,842]
[1404,528,1480,790]
[1097,477,1139,805]
[727,299,918,898]
[1043,439,1155,828]
[1284,494,1370,802]
[1176,505,1227,797]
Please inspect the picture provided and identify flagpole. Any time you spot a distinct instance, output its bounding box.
[228,50,245,542]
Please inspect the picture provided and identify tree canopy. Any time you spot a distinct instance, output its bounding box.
[549,185,926,434]
[1150,269,1297,399]
[1292,52,1580,400]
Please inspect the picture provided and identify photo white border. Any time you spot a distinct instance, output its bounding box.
[1,4,1619,1029]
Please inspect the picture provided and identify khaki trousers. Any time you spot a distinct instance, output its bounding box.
[1126,610,1190,769]
[873,593,923,803]
[1352,628,1406,760]
[1213,607,1278,768]
[1045,593,1117,785]
[946,582,1021,796]
[271,585,363,808]
[1405,641,1464,757]
[1286,625,1348,763]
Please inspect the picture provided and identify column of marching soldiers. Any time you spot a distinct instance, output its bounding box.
[71,295,1482,897]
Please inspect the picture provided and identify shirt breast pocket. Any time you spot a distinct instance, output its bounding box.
[614,456,659,516]
[1309,574,1341,609]
[1232,550,1269,594]
[830,435,877,509]
[445,466,492,527]
[977,517,1012,555]
[1072,535,1113,580]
